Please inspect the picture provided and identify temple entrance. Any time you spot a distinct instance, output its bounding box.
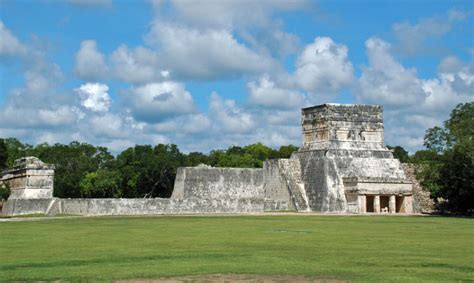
[380,196,389,213]
[396,196,405,213]
[366,195,374,213]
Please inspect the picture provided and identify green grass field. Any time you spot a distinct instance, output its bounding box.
[1,215,473,282]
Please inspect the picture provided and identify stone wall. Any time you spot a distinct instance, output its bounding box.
[2,165,269,216]
[1,198,54,216]
[172,166,264,200]
[2,197,264,216]
[402,164,435,213]
[262,159,300,211]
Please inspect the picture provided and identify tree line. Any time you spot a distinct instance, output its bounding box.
[0,139,297,199]
[0,102,472,214]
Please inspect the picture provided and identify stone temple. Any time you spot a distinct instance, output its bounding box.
[265,104,413,213]
[1,104,413,216]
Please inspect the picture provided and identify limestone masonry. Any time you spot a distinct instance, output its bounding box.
[1,103,414,216]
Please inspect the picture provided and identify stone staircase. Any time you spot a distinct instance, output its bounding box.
[280,159,310,212]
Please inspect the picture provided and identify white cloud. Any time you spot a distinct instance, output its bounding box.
[0,105,80,129]
[164,0,309,30]
[75,40,108,80]
[248,75,304,109]
[357,37,473,151]
[150,113,211,135]
[75,83,111,112]
[357,37,424,107]
[0,43,79,130]
[294,37,354,100]
[0,21,27,57]
[124,81,196,123]
[110,45,164,84]
[393,8,469,55]
[145,23,277,80]
[209,92,256,134]
[88,113,125,138]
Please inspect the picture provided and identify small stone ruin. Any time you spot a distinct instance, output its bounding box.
[1,157,55,199]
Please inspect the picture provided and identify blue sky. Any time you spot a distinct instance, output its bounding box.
[1,0,473,153]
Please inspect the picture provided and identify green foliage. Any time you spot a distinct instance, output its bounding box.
[417,102,474,215]
[0,138,7,170]
[186,152,210,166]
[423,126,450,153]
[278,145,299,158]
[409,149,442,163]
[80,170,122,198]
[116,144,186,198]
[437,148,474,214]
[4,138,32,168]
[387,145,409,163]
[35,142,115,198]
[0,182,10,201]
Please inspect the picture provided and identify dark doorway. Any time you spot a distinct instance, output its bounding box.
[396,196,405,213]
[380,196,389,212]
[366,195,374,212]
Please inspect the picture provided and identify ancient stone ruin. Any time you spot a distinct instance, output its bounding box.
[265,104,413,213]
[1,103,413,216]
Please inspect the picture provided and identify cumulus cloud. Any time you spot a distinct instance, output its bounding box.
[357,37,473,150]
[294,37,354,100]
[75,83,111,112]
[209,92,255,134]
[145,23,277,80]
[110,45,164,84]
[123,81,196,123]
[0,21,27,57]
[162,0,309,30]
[248,75,305,109]
[150,113,212,135]
[88,113,125,138]
[357,37,424,107]
[393,8,469,55]
[75,40,108,80]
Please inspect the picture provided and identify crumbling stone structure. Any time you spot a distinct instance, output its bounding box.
[263,104,413,213]
[1,157,56,215]
[1,104,414,216]
[1,157,54,199]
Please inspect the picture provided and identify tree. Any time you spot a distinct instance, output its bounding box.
[186,152,210,166]
[387,145,409,163]
[0,138,7,170]
[423,126,450,153]
[116,144,186,198]
[4,138,32,167]
[420,102,473,215]
[278,145,299,158]
[438,148,473,214]
[80,169,122,198]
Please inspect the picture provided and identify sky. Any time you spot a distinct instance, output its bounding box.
[0,0,473,154]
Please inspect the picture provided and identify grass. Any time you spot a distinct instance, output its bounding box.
[0,215,473,282]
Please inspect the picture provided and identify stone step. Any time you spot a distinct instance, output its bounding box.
[280,160,309,212]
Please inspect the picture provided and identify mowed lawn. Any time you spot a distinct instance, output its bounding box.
[0,215,473,282]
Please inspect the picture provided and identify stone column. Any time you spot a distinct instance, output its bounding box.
[358,195,366,213]
[389,195,396,213]
[374,195,380,213]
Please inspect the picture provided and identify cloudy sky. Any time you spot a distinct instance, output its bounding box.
[1,0,473,153]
